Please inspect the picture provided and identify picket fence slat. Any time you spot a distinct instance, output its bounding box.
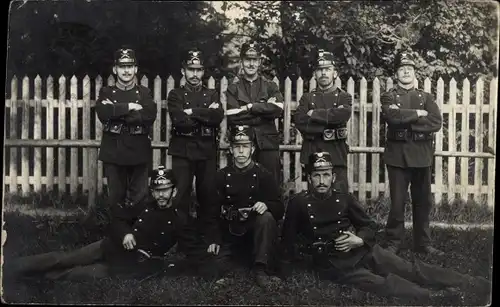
[2,75,496,210]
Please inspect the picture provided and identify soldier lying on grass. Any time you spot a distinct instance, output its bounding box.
[6,166,214,281]
[280,151,491,304]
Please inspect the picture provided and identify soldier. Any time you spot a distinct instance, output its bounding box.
[281,151,490,303]
[225,42,284,184]
[167,49,224,235]
[6,167,208,280]
[292,49,352,192]
[96,47,157,209]
[381,51,444,256]
[206,125,285,289]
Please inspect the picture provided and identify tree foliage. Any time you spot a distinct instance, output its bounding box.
[7,0,232,79]
[227,0,498,81]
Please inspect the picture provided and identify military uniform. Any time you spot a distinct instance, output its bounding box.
[292,50,352,192]
[225,42,284,184]
[381,52,443,252]
[167,50,224,233]
[210,126,284,276]
[7,167,206,280]
[281,152,490,301]
[96,48,157,208]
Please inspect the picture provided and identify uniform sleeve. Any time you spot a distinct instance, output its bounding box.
[249,82,284,119]
[346,194,377,247]
[190,91,224,127]
[281,196,304,260]
[225,84,263,126]
[108,204,137,244]
[176,213,203,256]
[381,91,420,125]
[308,92,352,125]
[167,89,198,128]
[292,94,326,134]
[258,168,285,221]
[95,87,130,123]
[410,93,443,132]
[123,87,158,126]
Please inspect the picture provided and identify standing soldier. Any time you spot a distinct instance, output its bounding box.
[96,47,157,209]
[381,51,443,256]
[206,125,284,289]
[225,42,284,184]
[292,49,352,192]
[167,49,224,235]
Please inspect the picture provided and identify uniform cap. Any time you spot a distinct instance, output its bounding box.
[307,152,333,172]
[183,49,204,69]
[240,42,261,59]
[114,48,136,65]
[229,125,254,144]
[150,166,176,189]
[314,49,335,69]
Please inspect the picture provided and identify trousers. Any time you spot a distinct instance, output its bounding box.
[104,163,149,207]
[254,148,281,186]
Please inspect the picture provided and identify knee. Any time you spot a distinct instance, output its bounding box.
[255,211,277,227]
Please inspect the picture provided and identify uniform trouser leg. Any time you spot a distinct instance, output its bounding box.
[367,244,484,290]
[255,148,281,185]
[172,156,195,216]
[44,263,110,280]
[338,267,431,300]
[385,165,412,248]
[194,158,218,234]
[104,163,128,207]
[126,163,149,206]
[409,167,432,249]
[251,212,279,271]
[10,240,104,277]
[332,166,348,193]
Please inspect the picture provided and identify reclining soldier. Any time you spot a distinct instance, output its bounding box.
[205,125,285,288]
[6,166,207,280]
[281,151,491,303]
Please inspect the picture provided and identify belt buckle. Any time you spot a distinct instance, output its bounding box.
[201,127,213,137]
[323,129,336,141]
[336,128,347,139]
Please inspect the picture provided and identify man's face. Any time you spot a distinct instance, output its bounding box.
[308,168,335,194]
[151,184,176,209]
[113,64,137,83]
[230,142,255,166]
[396,65,416,85]
[314,65,336,88]
[182,67,204,86]
[241,57,261,77]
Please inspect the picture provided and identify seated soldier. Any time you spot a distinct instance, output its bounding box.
[6,166,207,280]
[281,151,491,303]
[205,125,285,289]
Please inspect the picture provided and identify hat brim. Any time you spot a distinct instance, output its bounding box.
[115,61,136,66]
[151,183,174,190]
[184,63,204,69]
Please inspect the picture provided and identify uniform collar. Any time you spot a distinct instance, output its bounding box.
[115,81,136,91]
[233,161,256,173]
[395,84,415,93]
[184,82,203,92]
[315,84,336,94]
[310,188,333,200]
[241,75,261,84]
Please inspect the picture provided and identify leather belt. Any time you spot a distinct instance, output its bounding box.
[103,122,149,135]
[387,129,433,141]
[172,126,215,137]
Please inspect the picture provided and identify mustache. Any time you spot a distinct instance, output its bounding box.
[317,185,328,188]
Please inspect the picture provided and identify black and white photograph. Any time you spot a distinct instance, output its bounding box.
[2,0,498,305]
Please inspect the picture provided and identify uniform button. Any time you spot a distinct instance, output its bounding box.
[318,237,322,240]
[338,212,341,215]
[112,90,116,93]
[139,219,142,222]
[313,226,317,230]
[136,91,139,94]
[335,93,338,96]
[135,100,138,103]
[204,93,206,96]
[134,228,138,232]
[145,209,148,212]
[313,94,316,96]
[251,185,254,188]
[226,184,230,187]
[186,102,190,105]
[318,247,323,251]
[114,100,117,103]
[185,93,188,96]
[161,232,165,235]
[419,94,422,97]
[307,204,311,207]
[253,174,257,177]
[226,196,230,199]
[397,103,401,106]
[336,199,339,202]
[396,94,400,97]
[310,215,314,219]
[168,221,172,224]
[164,252,168,256]
[154,243,158,246]
[227,173,231,177]
[338,221,341,224]
[249,196,252,199]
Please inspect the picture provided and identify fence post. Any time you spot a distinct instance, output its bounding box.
[166,76,175,169]
[58,75,67,196]
[219,76,229,169]
[83,75,92,207]
[347,77,356,194]
[283,77,292,194]
[21,76,30,196]
[70,76,78,195]
[448,78,457,200]
[9,76,18,193]
[474,78,484,202]
[34,75,42,192]
[46,76,54,192]
[95,75,104,195]
[371,78,381,199]
[460,78,470,201]
[487,78,497,207]
[434,78,445,204]
[358,77,367,202]
[153,76,162,168]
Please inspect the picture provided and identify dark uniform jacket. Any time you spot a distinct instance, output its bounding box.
[381,86,442,168]
[282,189,377,273]
[101,195,198,267]
[167,84,224,161]
[209,162,285,244]
[226,76,284,150]
[292,86,352,166]
[96,85,157,165]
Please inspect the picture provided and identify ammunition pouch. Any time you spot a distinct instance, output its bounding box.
[172,126,215,137]
[387,129,433,141]
[322,127,348,141]
[221,205,255,236]
[104,121,149,135]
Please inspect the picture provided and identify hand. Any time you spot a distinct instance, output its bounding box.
[334,231,364,252]
[388,104,399,109]
[207,243,220,255]
[128,103,143,111]
[307,109,314,116]
[208,102,220,109]
[267,97,277,103]
[102,98,113,105]
[183,108,193,115]
[226,108,244,116]
[337,105,344,109]
[122,233,136,250]
[416,109,428,117]
[252,201,268,215]
[270,102,284,109]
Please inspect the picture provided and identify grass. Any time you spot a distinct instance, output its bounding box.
[2,201,495,305]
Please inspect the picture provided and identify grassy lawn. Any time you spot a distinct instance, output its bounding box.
[1,205,494,306]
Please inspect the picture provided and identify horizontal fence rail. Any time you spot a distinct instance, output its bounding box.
[3,74,497,208]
